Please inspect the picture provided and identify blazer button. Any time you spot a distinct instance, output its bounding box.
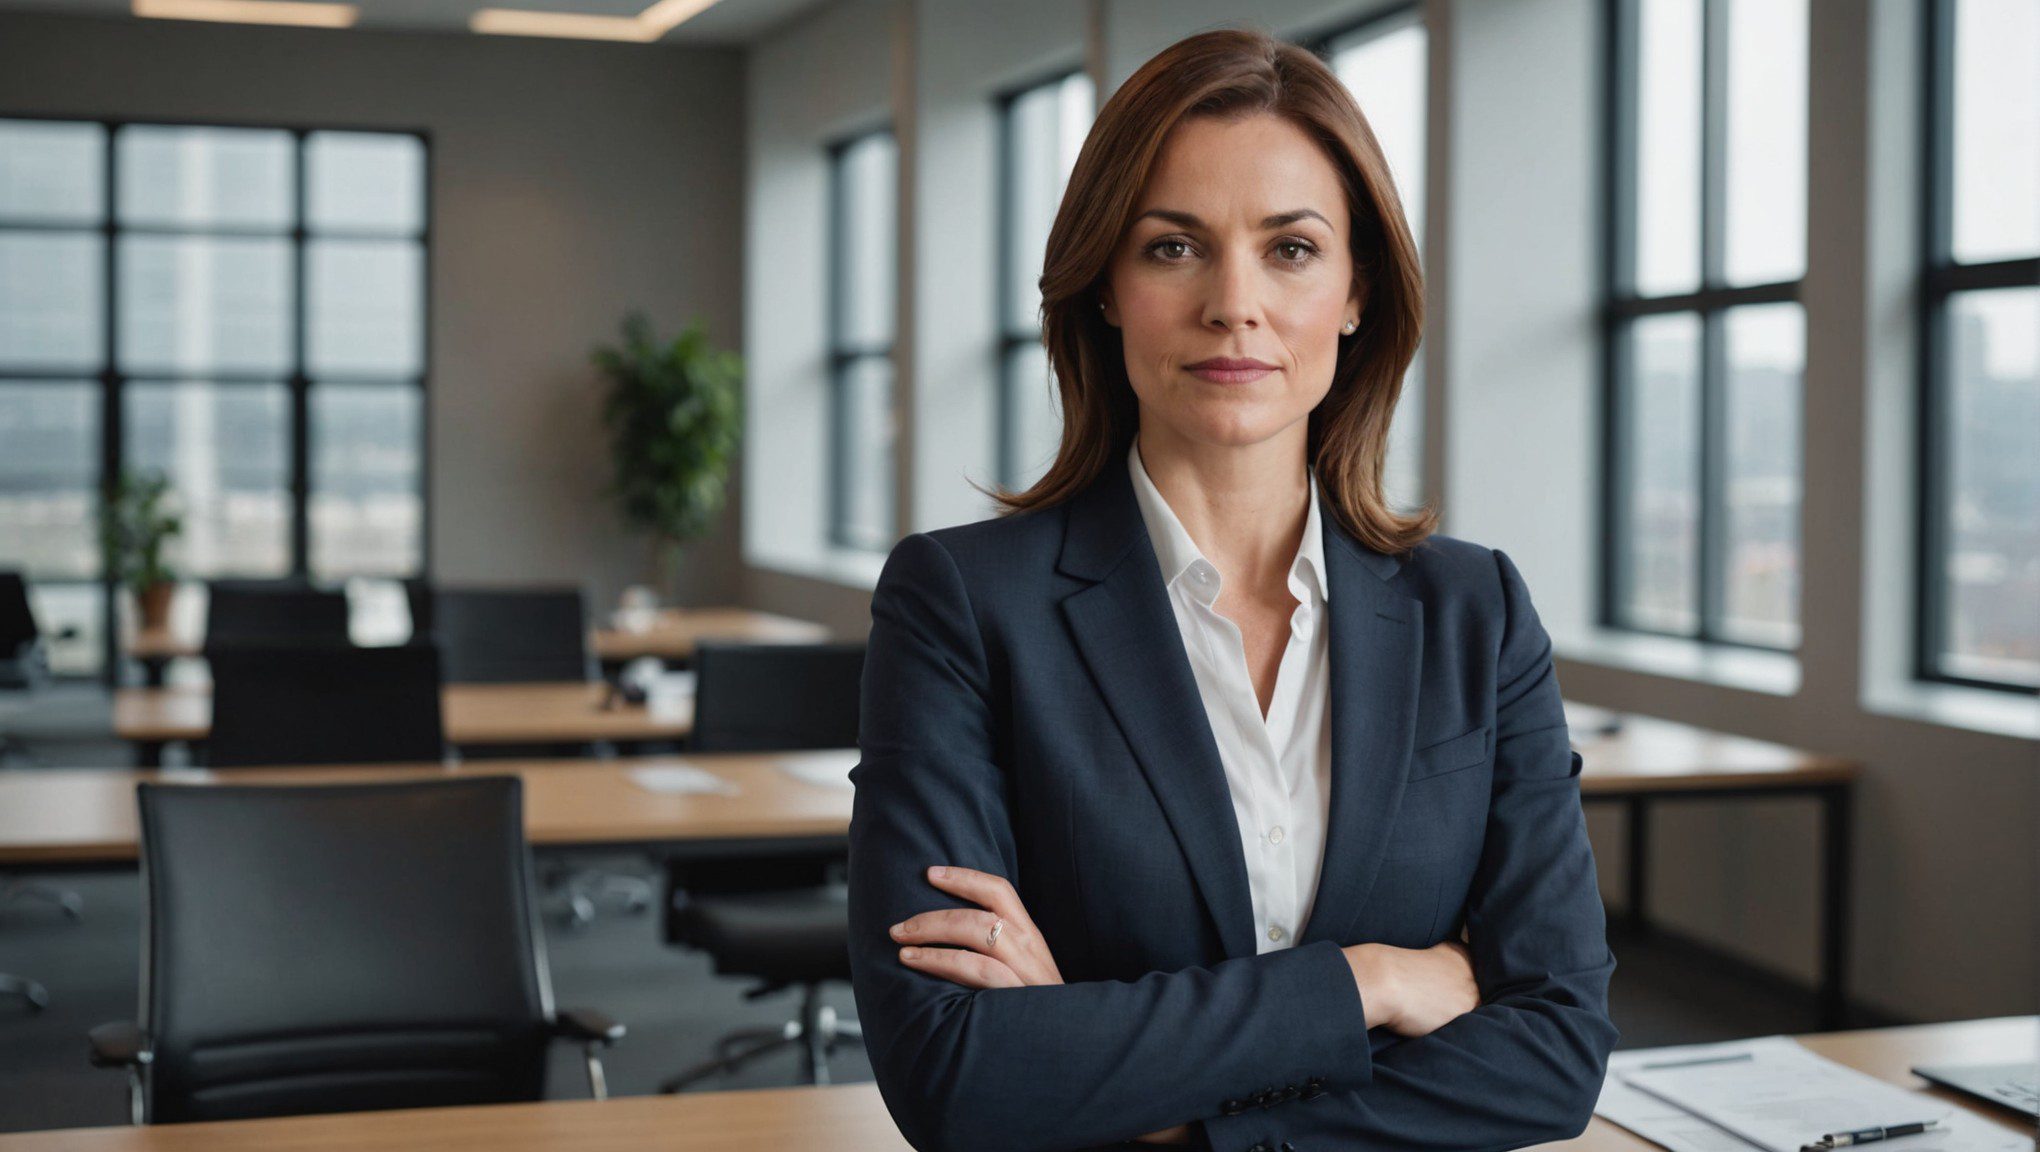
[1221,1098,1244,1116]
[1246,1143,1274,1152]
[1300,1076,1325,1100]
[1281,1143,1298,1152]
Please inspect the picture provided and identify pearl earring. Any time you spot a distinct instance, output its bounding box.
[1342,320,1356,334]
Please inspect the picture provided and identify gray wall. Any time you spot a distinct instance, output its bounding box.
[0,10,748,612]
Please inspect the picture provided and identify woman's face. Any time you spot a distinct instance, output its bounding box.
[1102,112,1360,454]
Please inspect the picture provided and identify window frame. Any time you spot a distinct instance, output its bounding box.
[1598,0,1806,652]
[824,125,898,553]
[1913,0,2040,694]
[0,113,433,679]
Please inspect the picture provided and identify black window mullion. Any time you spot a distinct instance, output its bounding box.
[289,130,311,579]
[1694,0,1729,642]
[98,124,122,686]
[994,88,1017,490]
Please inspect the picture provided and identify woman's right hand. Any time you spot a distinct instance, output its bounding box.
[1341,940,1478,1037]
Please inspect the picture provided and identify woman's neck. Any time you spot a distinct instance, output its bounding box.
[1135,422,1311,594]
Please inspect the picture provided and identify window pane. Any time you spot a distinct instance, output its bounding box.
[837,355,894,550]
[116,125,292,230]
[0,120,104,224]
[0,232,103,370]
[125,381,290,577]
[1634,0,1702,297]
[1721,303,1802,647]
[118,236,292,375]
[308,239,424,377]
[1330,18,1428,254]
[0,382,99,579]
[307,132,425,235]
[1939,286,2039,685]
[1950,0,2040,264]
[1723,0,1806,286]
[836,132,897,349]
[116,125,293,230]
[28,582,104,677]
[1004,73,1092,334]
[1002,341,1060,489]
[1622,312,1702,632]
[310,384,423,579]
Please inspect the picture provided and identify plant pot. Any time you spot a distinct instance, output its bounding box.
[136,582,176,632]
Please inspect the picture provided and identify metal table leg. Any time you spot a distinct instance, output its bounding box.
[1819,783,1853,1029]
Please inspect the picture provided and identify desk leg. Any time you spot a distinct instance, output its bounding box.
[1819,784,1853,1029]
[1625,797,1651,932]
[135,740,162,769]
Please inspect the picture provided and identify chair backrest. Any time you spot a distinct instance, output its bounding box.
[429,587,590,684]
[688,642,865,753]
[208,643,444,768]
[134,777,555,1124]
[402,576,434,641]
[0,572,46,688]
[203,581,351,654]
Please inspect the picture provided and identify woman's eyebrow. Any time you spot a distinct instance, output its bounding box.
[1133,207,1333,230]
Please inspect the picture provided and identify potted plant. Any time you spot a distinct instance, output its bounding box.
[595,312,744,600]
[99,470,182,631]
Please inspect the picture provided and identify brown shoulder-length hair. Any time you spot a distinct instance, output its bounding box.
[985,26,1437,557]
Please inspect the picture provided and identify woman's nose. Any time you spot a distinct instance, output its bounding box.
[1201,255,1262,332]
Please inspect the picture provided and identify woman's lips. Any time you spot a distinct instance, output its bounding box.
[1184,360,1277,384]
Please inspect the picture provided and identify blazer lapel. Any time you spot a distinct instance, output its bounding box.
[1058,460,1258,962]
[1299,521,1425,948]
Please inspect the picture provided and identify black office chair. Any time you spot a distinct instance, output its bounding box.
[0,571,83,1012]
[207,643,444,768]
[202,580,350,654]
[402,575,434,642]
[89,777,624,1125]
[659,642,865,1092]
[429,587,593,684]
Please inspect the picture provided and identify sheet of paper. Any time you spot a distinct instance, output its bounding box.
[1598,1038,2028,1152]
[777,749,860,789]
[1620,1039,1984,1152]
[628,763,739,796]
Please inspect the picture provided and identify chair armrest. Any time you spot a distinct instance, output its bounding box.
[554,1008,625,1046]
[88,1021,153,1069]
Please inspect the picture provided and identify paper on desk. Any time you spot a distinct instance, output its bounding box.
[777,749,860,789]
[1616,1037,2022,1152]
[1596,1037,1788,1152]
[628,763,739,796]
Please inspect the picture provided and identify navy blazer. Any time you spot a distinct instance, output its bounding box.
[847,457,1618,1152]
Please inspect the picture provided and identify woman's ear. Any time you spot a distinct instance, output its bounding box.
[1098,291,1119,328]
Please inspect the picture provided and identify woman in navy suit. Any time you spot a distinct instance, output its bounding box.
[847,28,1617,1152]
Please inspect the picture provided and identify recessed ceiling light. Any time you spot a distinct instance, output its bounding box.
[132,0,358,28]
[470,0,723,42]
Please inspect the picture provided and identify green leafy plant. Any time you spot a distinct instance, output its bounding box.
[98,470,182,595]
[596,313,744,587]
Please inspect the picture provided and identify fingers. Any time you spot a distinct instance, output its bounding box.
[890,907,1000,950]
[898,944,1024,989]
[923,866,1036,930]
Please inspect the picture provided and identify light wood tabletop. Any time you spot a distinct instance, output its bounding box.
[0,1018,2025,1151]
[0,751,859,866]
[125,606,831,666]
[1566,704,1863,794]
[111,681,694,747]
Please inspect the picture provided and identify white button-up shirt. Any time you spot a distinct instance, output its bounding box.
[1127,441,1333,954]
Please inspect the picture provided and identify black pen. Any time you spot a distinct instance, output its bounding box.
[1798,1118,1943,1151]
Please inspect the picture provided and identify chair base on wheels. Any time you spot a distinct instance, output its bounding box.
[3,879,84,921]
[0,971,49,1011]
[658,983,862,1092]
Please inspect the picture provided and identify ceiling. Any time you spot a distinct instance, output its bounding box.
[0,0,831,43]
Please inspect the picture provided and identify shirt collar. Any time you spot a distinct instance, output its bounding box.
[1126,439,1328,611]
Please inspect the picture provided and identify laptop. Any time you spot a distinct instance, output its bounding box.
[1910,1062,2039,1119]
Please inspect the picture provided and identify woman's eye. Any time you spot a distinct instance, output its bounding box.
[1275,241,1317,263]
[1149,239,1193,260]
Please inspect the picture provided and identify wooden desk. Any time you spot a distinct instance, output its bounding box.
[1567,703,1863,1029]
[0,752,856,868]
[112,681,693,768]
[125,607,831,684]
[0,1018,2026,1151]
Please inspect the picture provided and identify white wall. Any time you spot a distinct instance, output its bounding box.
[0,10,750,613]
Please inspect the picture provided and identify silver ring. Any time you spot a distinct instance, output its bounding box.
[985,917,1004,950]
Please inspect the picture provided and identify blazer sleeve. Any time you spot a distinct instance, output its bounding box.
[847,532,1376,1152]
[1199,546,1621,1152]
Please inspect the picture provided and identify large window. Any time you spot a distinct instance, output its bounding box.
[1318,6,1429,512]
[995,69,1093,491]
[1918,0,2039,693]
[826,128,898,552]
[1601,0,1807,651]
[0,118,428,674]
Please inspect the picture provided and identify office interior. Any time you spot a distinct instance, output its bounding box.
[0,0,2033,1144]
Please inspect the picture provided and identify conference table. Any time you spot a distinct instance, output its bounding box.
[125,606,832,685]
[1565,703,1863,1029]
[112,681,694,768]
[0,1017,2024,1150]
[0,752,858,870]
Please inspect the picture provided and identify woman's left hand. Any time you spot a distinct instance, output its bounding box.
[890,865,1063,988]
